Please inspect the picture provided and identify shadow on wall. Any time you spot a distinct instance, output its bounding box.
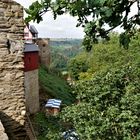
[0,111,28,140]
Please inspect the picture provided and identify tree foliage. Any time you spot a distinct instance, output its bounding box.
[60,32,140,139]
[68,52,89,80]
[61,64,140,139]
[26,0,140,50]
[67,32,140,80]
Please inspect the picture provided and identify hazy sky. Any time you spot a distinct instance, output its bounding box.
[14,0,137,38]
[15,0,85,38]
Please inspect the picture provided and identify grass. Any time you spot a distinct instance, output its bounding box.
[33,66,76,139]
[39,65,75,105]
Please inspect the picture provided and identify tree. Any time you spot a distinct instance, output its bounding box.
[59,32,140,139]
[68,52,88,80]
[30,32,140,140]
[61,64,140,139]
[25,0,140,50]
[67,32,140,80]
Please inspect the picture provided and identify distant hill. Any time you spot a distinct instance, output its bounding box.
[50,38,82,48]
[50,38,83,71]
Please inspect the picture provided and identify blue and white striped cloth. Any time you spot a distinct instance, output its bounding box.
[45,99,62,108]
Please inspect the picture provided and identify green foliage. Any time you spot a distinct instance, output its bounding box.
[25,1,44,23]
[59,32,140,139]
[68,32,140,80]
[68,52,89,80]
[37,30,140,140]
[33,113,62,140]
[39,65,75,105]
[50,39,82,71]
[26,0,140,50]
[61,64,140,139]
[69,39,111,79]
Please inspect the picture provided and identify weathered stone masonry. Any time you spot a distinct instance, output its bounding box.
[0,120,8,140]
[36,38,51,68]
[25,70,39,114]
[0,0,26,139]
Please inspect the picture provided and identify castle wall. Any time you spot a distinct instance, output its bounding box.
[0,0,26,139]
[24,69,39,114]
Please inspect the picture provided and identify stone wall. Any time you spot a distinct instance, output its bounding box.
[36,38,51,68]
[0,0,26,139]
[24,70,39,114]
[0,120,9,140]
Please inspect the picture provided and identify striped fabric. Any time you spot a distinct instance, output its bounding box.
[45,99,62,108]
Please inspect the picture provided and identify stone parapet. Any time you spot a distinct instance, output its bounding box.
[36,38,51,68]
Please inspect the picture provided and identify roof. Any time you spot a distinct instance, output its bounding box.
[45,99,62,108]
[24,43,39,52]
[29,25,38,34]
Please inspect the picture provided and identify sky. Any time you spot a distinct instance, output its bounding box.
[14,0,137,39]
[14,0,85,39]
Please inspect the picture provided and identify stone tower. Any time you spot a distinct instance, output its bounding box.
[36,38,51,68]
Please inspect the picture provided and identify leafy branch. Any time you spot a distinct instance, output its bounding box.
[25,0,140,51]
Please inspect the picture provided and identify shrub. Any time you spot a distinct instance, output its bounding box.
[60,64,140,140]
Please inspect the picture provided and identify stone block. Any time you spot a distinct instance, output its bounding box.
[4,11,14,17]
[11,5,22,12]
[0,24,11,28]
[0,7,5,13]
[0,3,7,8]
[0,12,4,17]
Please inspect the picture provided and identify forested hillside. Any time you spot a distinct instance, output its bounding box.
[50,38,82,71]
